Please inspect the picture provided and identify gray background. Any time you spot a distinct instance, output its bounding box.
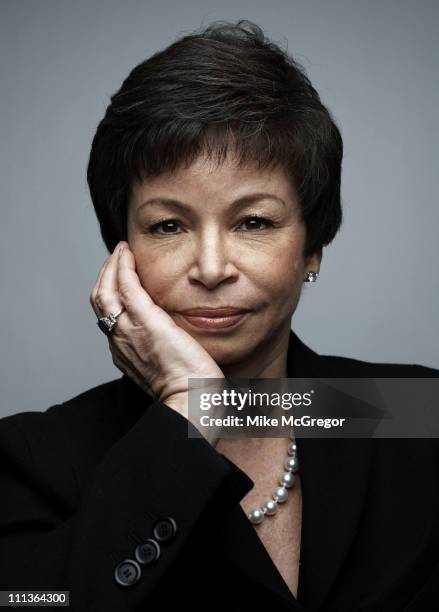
[1,0,438,418]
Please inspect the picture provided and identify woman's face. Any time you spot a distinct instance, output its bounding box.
[126,152,321,366]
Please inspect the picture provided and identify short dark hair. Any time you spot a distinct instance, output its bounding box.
[87,19,343,258]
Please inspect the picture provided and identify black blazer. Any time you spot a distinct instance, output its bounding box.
[1,330,438,612]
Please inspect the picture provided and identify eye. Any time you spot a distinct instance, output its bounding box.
[147,215,274,236]
[237,216,274,231]
[148,219,182,235]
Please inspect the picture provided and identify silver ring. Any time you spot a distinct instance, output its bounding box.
[97,307,125,336]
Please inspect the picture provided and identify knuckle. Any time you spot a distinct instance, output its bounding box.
[94,289,112,312]
[94,295,104,312]
[118,281,131,301]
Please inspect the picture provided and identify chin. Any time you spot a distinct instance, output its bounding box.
[194,333,255,364]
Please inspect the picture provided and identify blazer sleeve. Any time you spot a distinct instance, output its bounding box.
[0,398,254,611]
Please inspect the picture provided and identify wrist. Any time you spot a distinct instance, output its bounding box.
[163,393,188,419]
[163,392,221,448]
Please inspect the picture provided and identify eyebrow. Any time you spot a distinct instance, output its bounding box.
[136,192,286,214]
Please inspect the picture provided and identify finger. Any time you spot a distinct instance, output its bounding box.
[117,245,157,323]
[95,243,125,316]
[94,260,108,288]
[98,243,124,294]
[90,259,111,317]
[91,243,125,319]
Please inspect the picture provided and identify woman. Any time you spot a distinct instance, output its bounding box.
[1,19,438,612]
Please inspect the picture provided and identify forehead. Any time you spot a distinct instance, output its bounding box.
[130,153,295,211]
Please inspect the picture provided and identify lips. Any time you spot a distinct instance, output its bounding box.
[179,311,249,330]
[179,307,249,317]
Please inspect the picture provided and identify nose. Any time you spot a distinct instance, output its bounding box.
[187,226,238,289]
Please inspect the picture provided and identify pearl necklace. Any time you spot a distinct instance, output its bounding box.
[247,431,299,525]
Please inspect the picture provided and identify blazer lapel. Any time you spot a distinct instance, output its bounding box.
[219,329,374,611]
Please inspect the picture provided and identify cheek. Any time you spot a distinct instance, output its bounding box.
[132,250,181,304]
[256,247,303,286]
[248,252,304,306]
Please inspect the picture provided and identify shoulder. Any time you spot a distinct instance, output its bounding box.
[318,352,439,463]
[319,352,439,377]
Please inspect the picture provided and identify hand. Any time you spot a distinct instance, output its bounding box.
[89,241,226,425]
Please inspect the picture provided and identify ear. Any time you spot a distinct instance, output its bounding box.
[305,248,323,273]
